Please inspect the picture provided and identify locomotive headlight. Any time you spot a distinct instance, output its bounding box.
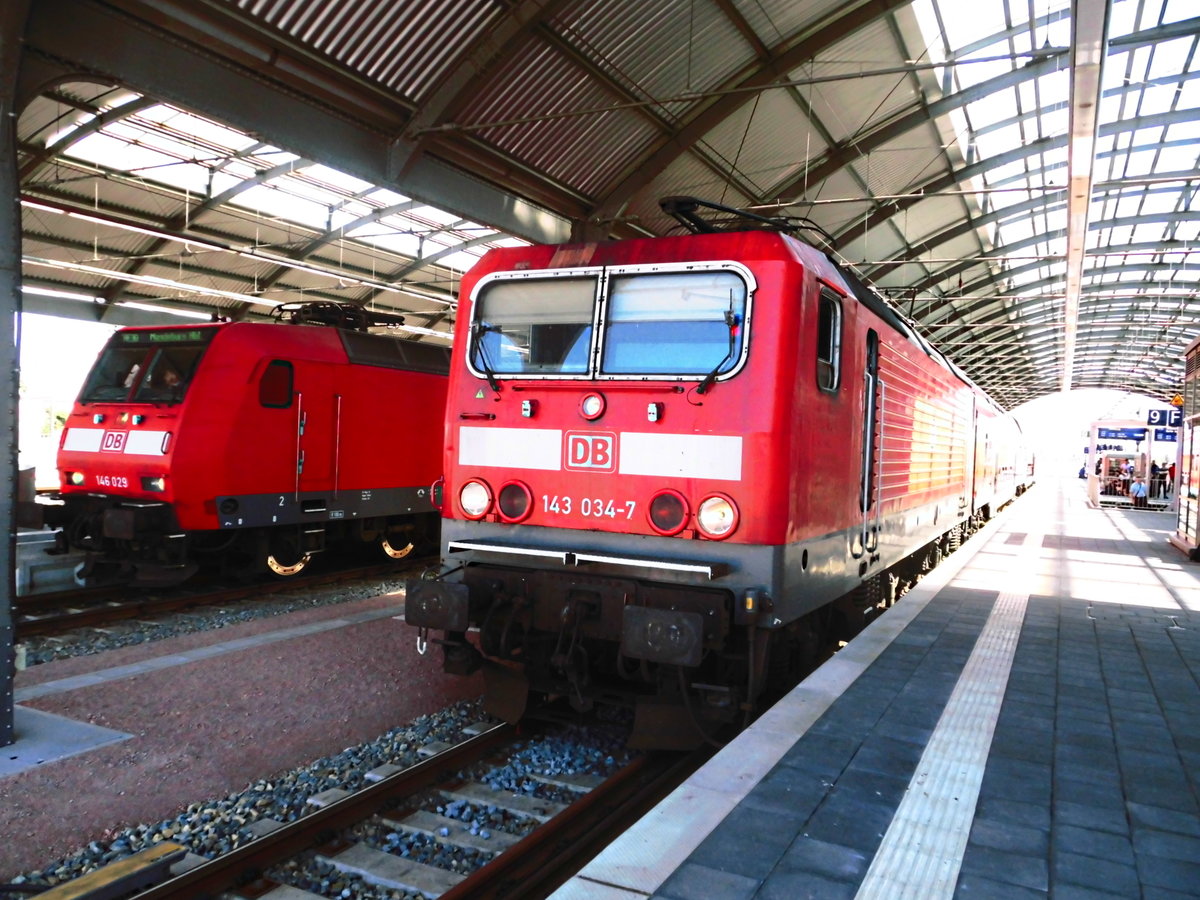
[697,494,739,539]
[647,489,689,536]
[459,479,493,519]
[67,471,85,486]
[141,476,166,492]
[497,480,533,522]
[579,392,606,420]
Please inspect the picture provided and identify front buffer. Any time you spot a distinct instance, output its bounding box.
[406,542,763,749]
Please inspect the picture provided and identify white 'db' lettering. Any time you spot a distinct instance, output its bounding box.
[564,432,617,472]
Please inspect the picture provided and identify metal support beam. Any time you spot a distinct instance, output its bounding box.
[0,0,33,749]
[1062,0,1110,392]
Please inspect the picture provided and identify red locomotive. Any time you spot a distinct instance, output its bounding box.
[406,198,1031,748]
[46,302,449,586]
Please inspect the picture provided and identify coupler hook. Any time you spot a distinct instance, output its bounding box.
[416,627,429,656]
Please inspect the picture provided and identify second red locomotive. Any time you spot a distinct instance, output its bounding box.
[45,302,449,586]
[406,198,1031,748]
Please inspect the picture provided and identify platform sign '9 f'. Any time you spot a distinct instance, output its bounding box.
[1148,409,1182,427]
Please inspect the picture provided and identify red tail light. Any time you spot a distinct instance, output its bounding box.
[497,480,533,523]
[647,489,689,535]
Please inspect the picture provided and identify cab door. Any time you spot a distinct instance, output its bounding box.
[858,328,881,555]
[293,364,337,498]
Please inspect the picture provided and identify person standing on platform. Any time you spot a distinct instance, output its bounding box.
[1169,461,1177,496]
[1130,476,1149,509]
[1150,461,1161,499]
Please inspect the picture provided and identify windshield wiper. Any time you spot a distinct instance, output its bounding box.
[695,310,738,396]
[471,323,501,394]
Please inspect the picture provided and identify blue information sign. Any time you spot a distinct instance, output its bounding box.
[1155,428,1178,442]
[1098,427,1147,440]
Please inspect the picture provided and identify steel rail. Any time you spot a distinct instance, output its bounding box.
[131,724,516,900]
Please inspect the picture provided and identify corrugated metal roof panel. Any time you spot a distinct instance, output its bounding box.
[697,89,829,197]
[731,0,852,47]
[848,123,950,198]
[456,37,661,199]
[555,0,754,110]
[229,0,502,100]
[798,169,871,237]
[629,154,753,234]
[895,195,973,248]
[799,19,923,145]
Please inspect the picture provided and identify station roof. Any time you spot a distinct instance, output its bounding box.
[15,0,1200,409]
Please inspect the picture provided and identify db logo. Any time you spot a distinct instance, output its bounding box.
[564,432,617,472]
[100,431,127,453]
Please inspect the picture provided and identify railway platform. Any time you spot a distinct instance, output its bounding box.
[553,474,1200,899]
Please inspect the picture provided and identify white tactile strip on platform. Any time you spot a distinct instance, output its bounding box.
[552,512,1014,899]
[854,529,1039,899]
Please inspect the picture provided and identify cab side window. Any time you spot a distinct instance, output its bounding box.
[259,360,293,408]
[817,290,842,391]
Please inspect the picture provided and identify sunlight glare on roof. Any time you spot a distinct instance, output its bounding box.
[439,250,488,271]
[369,187,411,205]
[233,183,332,228]
[139,105,259,152]
[68,132,211,193]
[409,205,464,227]
[299,163,376,194]
[282,174,352,208]
[353,230,422,258]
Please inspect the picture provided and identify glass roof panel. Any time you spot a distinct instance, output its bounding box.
[298,163,376,195]
[138,106,259,152]
[45,96,522,282]
[898,0,1200,402]
[352,230,423,257]
[367,187,411,206]
[66,133,213,196]
[231,184,333,229]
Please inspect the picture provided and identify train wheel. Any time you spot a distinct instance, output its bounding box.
[266,552,311,576]
[265,534,311,576]
[381,535,414,559]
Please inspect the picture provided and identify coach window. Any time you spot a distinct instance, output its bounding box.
[259,360,293,408]
[816,289,842,391]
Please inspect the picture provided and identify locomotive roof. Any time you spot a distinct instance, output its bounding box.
[658,196,990,405]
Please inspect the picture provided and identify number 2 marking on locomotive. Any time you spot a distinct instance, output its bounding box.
[278,495,286,507]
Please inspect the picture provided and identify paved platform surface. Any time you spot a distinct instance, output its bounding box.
[554,475,1200,899]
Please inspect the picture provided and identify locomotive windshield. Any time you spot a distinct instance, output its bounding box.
[471,276,595,375]
[470,267,749,380]
[79,327,217,404]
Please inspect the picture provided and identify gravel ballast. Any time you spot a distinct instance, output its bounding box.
[2,583,484,882]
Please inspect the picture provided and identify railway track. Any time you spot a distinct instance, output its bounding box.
[36,718,712,900]
[13,558,436,640]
